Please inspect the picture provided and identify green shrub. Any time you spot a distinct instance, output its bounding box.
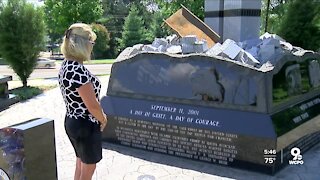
[118,5,147,51]
[11,86,43,101]
[91,23,110,59]
[10,85,57,101]
[277,0,320,51]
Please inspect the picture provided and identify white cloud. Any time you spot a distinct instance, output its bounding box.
[2,0,44,6]
[27,0,44,6]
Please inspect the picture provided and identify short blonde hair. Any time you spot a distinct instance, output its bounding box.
[61,23,96,62]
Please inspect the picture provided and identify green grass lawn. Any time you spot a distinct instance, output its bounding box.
[84,59,115,64]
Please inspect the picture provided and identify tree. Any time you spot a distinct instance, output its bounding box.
[44,0,103,43]
[261,0,292,34]
[154,0,204,20]
[91,23,110,59]
[277,0,320,50]
[0,0,45,87]
[100,0,153,57]
[118,5,147,50]
[99,0,129,58]
[146,11,170,41]
[0,0,2,58]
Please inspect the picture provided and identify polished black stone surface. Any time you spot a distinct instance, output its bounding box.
[108,53,262,107]
[0,75,18,110]
[0,75,11,98]
[101,53,320,175]
[0,118,57,180]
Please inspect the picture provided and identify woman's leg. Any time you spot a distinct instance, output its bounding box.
[74,157,82,180]
[80,162,96,180]
[65,117,83,180]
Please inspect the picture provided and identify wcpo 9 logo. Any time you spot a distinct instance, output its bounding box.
[289,147,304,165]
[0,168,9,180]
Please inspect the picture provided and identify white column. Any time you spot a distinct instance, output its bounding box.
[204,0,224,41]
[205,0,261,42]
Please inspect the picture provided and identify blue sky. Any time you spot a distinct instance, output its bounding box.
[27,0,44,6]
[2,0,44,6]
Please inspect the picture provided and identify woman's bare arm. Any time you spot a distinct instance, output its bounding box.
[77,82,107,131]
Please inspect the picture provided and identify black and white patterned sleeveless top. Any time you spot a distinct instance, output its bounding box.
[58,60,101,123]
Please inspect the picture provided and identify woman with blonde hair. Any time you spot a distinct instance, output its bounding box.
[58,23,108,180]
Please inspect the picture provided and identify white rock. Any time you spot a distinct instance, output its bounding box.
[194,40,208,53]
[258,44,275,64]
[115,47,132,62]
[259,61,274,71]
[158,44,167,52]
[260,32,285,42]
[245,51,260,64]
[166,34,179,45]
[129,44,144,56]
[238,38,262,50]
[181,35,198,45]
[132,44,144,51]
[261,38,280,48]
[280,41,293,51]
[236,50,260,66]
[142,44,158,52]
[152,38,168,48]
[206,43,222,56]
[246,47,259,59]
[166,45,182,54]
[220,39,242,59]
[181,43,195,54]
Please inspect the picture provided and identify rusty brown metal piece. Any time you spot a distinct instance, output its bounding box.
[164,5,220,48]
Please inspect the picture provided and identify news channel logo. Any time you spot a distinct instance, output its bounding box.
[0,168,9,180]
[289,147,304,165]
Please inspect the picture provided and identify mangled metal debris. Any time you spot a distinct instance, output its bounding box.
[164,5,220,48]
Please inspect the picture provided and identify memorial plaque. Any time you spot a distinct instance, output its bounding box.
[101,52,320,174]
[0,118,57,180]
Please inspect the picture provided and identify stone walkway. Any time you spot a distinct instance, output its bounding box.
[0,76,319,180]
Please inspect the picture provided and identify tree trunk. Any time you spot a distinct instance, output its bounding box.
[265,0,271,32]
[22,79,27,88]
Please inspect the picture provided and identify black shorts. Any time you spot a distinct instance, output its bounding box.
[64,116,102,164]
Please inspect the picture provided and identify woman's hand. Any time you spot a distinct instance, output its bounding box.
[100,114,108,132]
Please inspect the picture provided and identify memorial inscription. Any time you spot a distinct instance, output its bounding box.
[114,116,237,165]
[102,96,277,173]
[130,104,220,127]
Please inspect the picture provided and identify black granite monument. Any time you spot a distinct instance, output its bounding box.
[0,75,18,110]
[101,52,320,174]
[0,118,57,180]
